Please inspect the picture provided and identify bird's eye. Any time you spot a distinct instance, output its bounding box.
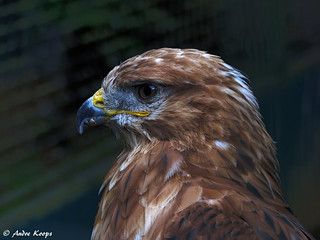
[136,84,158,101]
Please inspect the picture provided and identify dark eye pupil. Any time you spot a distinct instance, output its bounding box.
[138,84,157,100]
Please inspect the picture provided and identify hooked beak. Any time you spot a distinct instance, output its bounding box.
[76,88,106,134]
[76,88,150,134]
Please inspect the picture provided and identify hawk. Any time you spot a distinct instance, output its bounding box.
[77,48,314,240]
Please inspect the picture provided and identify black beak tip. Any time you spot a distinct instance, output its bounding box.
[76,111,89,135]
[77,121,85,135]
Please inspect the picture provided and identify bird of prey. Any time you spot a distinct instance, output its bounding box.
[77,48,314,240]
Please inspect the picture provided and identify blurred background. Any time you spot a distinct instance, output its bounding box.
[0,0,319,239]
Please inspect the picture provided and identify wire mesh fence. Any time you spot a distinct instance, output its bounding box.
[0,0,319,238]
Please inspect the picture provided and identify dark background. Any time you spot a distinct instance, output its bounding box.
[0,0,319,239]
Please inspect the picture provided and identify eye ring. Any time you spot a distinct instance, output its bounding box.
[136,84,158,101]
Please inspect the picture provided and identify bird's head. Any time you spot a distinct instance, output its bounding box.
[77,48,262,149]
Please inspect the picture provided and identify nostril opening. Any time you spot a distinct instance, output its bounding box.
[93,100,105,108]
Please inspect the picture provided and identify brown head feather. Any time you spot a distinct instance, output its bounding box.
[88,48,314,240]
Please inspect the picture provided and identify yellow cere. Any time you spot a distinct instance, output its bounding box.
[92,88,105,108]
[92,88,150,117]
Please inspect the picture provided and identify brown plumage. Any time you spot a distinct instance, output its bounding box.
[77,48,315,240]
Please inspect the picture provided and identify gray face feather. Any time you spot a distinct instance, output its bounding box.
[103,83,169,127]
